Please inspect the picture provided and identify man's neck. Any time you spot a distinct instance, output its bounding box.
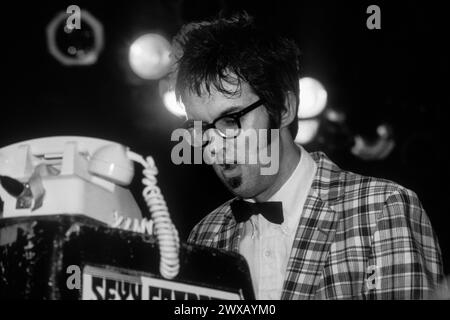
[253,132,301,202]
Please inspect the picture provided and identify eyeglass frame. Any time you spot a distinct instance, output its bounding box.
[183,99,266,145]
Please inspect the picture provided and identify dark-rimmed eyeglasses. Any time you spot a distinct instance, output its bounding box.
[183,99,265,147]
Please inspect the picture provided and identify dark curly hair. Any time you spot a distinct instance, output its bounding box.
[173,12,301,138]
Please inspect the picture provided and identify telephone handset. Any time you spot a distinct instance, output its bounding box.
[0,136,179,279]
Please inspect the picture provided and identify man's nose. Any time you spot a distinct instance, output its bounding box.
[203,129,226,164]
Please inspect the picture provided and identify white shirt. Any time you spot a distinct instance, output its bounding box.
[239,146,317,300]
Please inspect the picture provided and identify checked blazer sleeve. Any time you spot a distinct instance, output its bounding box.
[363,187,443,299]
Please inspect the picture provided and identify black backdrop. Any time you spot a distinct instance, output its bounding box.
[1,0,449,273]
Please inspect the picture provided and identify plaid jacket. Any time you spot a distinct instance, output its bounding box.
[188,152,444,299]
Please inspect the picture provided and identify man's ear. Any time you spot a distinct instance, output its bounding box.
[280,91,298,129]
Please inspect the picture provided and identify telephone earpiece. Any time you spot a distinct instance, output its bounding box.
[88,144,134,186]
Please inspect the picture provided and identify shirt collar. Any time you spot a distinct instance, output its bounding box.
[267,145,317,233]
[244,145,317,235]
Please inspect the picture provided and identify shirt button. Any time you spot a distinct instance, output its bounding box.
[264,250,271,257]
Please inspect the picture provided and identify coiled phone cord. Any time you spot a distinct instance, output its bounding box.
[113,151,180,279]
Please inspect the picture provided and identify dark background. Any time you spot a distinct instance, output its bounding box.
[1,1,449,273]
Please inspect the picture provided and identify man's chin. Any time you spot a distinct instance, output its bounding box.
[214,164,259,198]
[223,175,243,191]
[223,179,259,199]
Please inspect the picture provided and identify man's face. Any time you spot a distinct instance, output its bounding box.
[182,80,280,199]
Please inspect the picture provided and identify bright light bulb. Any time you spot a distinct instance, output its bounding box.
[298,77,328,119]
[129,33,172,80]
[163,90,186,117]
[295,119,320,144]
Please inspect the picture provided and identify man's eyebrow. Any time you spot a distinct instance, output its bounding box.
[217,106,242,118]
[186,105,243,123]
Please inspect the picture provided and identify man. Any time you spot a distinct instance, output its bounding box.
[173,13,443,299]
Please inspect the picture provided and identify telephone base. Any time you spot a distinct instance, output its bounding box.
[0,214,255,300]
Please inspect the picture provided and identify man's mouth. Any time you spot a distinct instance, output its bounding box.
[219,163,239,172]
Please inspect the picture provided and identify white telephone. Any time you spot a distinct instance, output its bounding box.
[0,136,179,279]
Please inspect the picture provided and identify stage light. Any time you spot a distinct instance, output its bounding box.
[295,119,320,144]
[129,33,172,80]
[162,89,186,117]
[325,108,346,123]
[298,77,328,119]
[351,124,395,160]
[46,9,104,66]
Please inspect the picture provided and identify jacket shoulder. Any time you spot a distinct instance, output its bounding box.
[187,198,235,245]
[310,151,427,233]
[310,151,418,208]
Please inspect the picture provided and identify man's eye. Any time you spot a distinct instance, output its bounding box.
[221,117,236,125]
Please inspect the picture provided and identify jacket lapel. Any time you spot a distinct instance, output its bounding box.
[214,203,245,253]
[229,221,245,253]
[281,152,343,299]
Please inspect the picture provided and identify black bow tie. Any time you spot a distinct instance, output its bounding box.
[230,199,284,224]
